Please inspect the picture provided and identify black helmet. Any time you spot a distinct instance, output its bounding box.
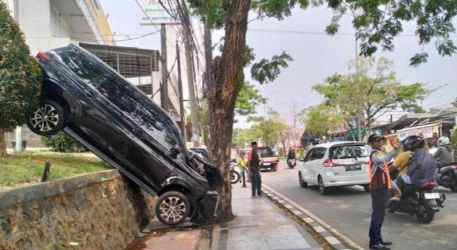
[403,135,424,151]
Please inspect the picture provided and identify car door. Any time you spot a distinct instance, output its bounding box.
[301,149,315,183]
[309,148,327,184]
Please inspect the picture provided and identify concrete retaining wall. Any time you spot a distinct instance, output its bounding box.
[0,170,156,250]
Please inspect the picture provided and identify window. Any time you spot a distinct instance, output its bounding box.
[311,148,327,160]
[305,148,327,161]
[330,144,368,159]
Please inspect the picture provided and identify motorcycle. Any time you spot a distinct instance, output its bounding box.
[230,163,241,184]
[388,179,446,223]
[287,158,296,168]
[437,162,457,192]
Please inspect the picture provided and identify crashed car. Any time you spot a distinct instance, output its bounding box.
[27,44,222,226]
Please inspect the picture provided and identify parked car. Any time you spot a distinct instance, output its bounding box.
[258,146,279,171]
[298,142,370,195]
[28,44,223,225]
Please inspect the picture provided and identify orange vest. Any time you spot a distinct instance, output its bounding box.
[368,159,392,189]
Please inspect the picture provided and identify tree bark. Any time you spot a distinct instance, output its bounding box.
[207,0,251,222]
[0,127,7,156]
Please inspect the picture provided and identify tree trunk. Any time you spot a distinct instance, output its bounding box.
[0,127,7,156]
[207,0,251,222]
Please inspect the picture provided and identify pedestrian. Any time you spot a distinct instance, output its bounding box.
[237,151,248,187]
[248,141,262,197]
[367,134,398,250]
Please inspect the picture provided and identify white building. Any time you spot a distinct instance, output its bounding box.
[3,0,114,151]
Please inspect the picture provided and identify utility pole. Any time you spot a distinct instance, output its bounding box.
[160,23,168,112]
[178,0,200,146]
[176,42,186,139]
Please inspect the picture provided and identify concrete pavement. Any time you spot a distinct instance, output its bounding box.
[262,161,457,250]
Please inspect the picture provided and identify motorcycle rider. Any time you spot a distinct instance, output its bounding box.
[287,148,296,165]
[433,136,454,166]
[405,136,438,187]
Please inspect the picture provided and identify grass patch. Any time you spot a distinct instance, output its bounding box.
[0,151,110,187]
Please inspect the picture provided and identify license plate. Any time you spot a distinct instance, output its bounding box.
[424,193,440,199]
[345,165,361,171]
[263,163,270,166]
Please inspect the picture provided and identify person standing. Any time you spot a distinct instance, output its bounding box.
[248,141,261,197]
[367,134,398,250]
[237,151,248,187]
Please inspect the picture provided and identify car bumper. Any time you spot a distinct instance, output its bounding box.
[322,172,369,187]
[260,162,278,169]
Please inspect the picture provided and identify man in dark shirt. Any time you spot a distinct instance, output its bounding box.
[248,141,261,197]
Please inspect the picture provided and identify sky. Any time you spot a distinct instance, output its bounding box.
[99,1,457,128]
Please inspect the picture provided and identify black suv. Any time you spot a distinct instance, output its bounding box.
[27,45,222,225]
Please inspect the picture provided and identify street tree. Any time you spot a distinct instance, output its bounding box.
[235,82,267,116]
[314,57,427,138]
[188,0,457,221]
[0,2,41,156]
[302,104,345,137]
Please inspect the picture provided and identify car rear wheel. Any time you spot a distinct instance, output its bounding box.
[298,171,307,188]
[27,100,65,136]
[318,176,328,195]
[155,191,190,225]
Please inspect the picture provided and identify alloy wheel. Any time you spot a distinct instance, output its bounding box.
[29,103,60,132]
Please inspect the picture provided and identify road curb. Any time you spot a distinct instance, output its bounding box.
[262,184,364,250]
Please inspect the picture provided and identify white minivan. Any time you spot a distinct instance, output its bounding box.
[298,142,370,195]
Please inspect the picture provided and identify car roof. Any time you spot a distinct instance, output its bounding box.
[310,141,366,150]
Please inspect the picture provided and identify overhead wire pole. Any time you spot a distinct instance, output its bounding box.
[176,0,201,146]
[176,41,186,138]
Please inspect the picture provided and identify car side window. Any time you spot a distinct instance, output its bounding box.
[310,148,326,160]
[304,150,314,161]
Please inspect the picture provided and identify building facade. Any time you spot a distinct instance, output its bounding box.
[3,0,114,150]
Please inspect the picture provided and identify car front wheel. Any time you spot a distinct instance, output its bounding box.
[298,171,307,188]
[27,100,65,136]
[155,191,190,225]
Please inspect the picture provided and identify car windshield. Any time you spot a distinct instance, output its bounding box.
[330,144,368,160]
[258,147,274,157]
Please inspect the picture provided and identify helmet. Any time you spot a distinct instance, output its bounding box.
[403,135,425,151]
[438,136,450,146]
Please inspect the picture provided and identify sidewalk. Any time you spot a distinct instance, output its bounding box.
[212,184,322,250]
[130,184,323,250]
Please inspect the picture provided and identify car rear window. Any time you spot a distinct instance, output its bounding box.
[330,144,368,159]
[258,147,274,157]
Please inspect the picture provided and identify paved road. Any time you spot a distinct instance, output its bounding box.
[259,161,457,250]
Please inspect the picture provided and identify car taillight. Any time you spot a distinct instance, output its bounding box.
[36,51,50,61]
[453,164,457,170]
[323,158,341,167]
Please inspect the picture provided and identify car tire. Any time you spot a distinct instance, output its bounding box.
[363,184,370,192]
[298,171,307,188]
[318,176,328,195]
[155,191,190,226]
[26,100,65,136]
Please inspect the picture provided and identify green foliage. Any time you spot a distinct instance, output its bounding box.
[249,110,290,147]
[313,57,428,131]
[251,51,293,84]
[0,2,41,132]
[324,0,457,66]
[0,151,109,186]
[235,82,267,116]
[303,104,345,136]
[188,0,225,29]
[251,0,309,20]
[42,132,86,153]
